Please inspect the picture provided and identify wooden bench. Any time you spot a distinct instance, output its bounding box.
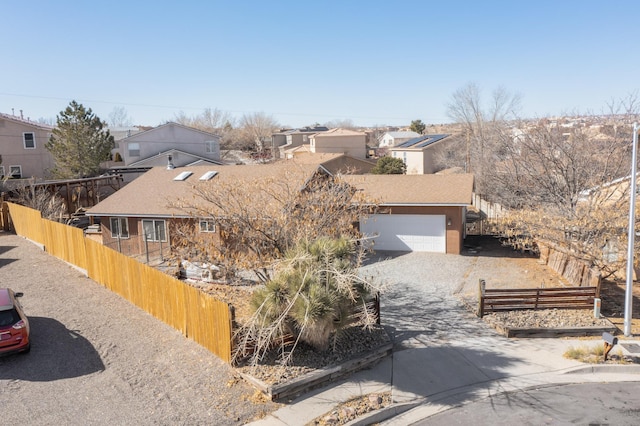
[477,279,599,317]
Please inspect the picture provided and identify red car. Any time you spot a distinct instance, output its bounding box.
[0,288,30,355]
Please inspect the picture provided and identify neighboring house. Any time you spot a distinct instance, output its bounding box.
[108,122,223,183]
[272,126,329,159]
[342,173,474,254]
[282,151,376,174]
[378,131,421,148]
[0,112,55,180]
[389,134,450,175]
[309,128,368,159]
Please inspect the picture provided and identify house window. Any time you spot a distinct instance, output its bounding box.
[199,220,216,233]
[110,217,129,238]
[128,142,140,157]
[142,219,167,242]
[23,133,35,149]
[205,140,216,153]
[9,166,22,179]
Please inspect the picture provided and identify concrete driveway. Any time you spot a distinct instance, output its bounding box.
[359,240,592,410]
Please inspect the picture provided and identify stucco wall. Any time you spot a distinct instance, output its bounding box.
[0,117,54,178]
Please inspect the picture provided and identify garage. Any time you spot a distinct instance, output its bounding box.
[360,214,446,253]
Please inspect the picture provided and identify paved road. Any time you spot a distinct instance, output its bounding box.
[0,233,278,425]
[415,382,640,425]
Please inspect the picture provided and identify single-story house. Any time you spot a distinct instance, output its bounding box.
[86,155,473,257]
[342,173,474,254]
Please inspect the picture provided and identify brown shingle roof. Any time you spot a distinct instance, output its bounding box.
[341,174,474,205]
[87,161,321,217]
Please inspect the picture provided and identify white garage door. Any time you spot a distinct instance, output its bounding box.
[361,214,446,253]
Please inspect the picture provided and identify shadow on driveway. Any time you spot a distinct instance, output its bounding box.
[390,344,522,407]
[0,317,105,381]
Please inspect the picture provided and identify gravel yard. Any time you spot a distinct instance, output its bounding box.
[0,233,280,425]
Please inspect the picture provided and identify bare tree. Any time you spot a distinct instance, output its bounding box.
[446,82,521,198]
[7,182,67,220]
[237,112,280,155]
[108,106,134,127]
[488,94,640,276]
[174,108,239,151]
[168,169,373,283]
[323,118,357,130]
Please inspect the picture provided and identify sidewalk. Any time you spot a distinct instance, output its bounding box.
[247,336,640,425]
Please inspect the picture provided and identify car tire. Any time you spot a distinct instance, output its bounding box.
[22,343,30,354]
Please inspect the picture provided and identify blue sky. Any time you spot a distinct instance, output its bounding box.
[2,1,639,128]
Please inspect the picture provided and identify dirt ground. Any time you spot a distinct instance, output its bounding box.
[464,235,640,336]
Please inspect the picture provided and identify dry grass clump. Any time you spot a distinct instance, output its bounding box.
[563,344,632,364]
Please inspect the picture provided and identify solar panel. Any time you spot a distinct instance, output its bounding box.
[395,134,449,148]
[416,134,448,148]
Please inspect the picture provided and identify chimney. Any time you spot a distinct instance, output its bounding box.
[11,108,14,116]
[20,110,23,119]
[167,154,175,170]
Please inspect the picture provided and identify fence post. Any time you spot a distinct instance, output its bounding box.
[144,233,149,264]
[477,279,486,317]
[375,292,381,325]
[1,198,9,231]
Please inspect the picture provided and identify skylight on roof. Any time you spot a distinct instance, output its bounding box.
[173,171,193,181]
[199,170,218,181]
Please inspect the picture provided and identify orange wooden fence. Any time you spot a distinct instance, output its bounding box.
[5,202,232,362]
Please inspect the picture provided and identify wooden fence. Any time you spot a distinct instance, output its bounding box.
[4,202,232,362]
[477,279,599,318]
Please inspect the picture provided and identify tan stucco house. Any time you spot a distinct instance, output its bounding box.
[309,128,367,159]
[0,112,55,179]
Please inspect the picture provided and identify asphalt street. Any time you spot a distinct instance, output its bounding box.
[415,381,640,425]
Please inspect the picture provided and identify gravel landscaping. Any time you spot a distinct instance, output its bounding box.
[0,233,280,425]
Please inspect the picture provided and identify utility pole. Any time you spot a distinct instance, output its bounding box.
[624,122,639,336]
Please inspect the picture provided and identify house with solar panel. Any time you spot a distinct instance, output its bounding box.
[378,131,422,148]
[389,134,450,175]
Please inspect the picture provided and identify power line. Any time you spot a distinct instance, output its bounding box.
[0,92,449,124]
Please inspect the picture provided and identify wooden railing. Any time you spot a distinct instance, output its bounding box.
[477,279,599,317]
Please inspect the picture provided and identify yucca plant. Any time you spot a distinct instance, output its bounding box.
[236,236,377,365]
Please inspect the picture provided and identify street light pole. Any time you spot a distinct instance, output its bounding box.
[624,122,639,337]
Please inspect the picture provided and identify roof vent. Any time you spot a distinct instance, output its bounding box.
[173,171,193,181]
[199,171,218,181]
[167,154,175,170]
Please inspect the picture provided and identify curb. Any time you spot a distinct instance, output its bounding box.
[563,364,640,374]
[344,401,423,426]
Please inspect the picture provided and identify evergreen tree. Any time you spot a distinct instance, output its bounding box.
[46,101,114,178]
[410,119,426,134]
[371,156,406,174]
